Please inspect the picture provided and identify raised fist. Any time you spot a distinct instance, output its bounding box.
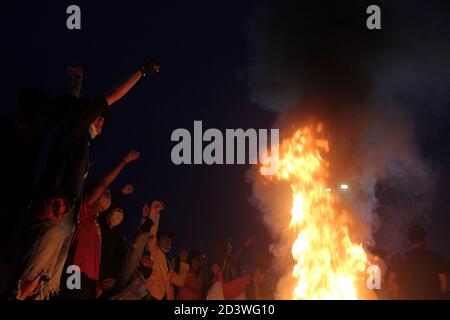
[150,200,165,215]
[141,60,160,75]
[121,184,134,195]
[124,150,140,164]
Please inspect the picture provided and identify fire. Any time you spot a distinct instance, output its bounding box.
[261,121,368,300]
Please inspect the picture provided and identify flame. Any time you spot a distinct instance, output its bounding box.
[261,122,368,300]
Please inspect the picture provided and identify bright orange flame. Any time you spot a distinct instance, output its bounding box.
[261,122,368,300]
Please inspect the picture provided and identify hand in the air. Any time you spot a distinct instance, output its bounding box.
[122,184,134,195]
[124,150,140,164]
[179,250,188,263]
[141,60,160,75]
[150,200,165,215]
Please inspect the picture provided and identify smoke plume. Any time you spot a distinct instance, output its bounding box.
[247,0,450,262]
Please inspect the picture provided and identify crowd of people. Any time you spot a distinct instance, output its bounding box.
[0,62,274,301]
[0,63,448,300]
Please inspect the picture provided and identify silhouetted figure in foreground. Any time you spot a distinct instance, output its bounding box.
[0,65,84,262]
[390,225,448,299]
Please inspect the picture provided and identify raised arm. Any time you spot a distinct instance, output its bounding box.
[118,222,153,290]
[170,250,190,288]
[85,150,140,206]
[105,61,160,106]
[68,64,84,98]
[146,200,165,252]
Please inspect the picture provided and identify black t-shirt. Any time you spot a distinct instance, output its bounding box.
[0,93,79,201]
[99,218,127,281]
[391,248,448,299]
[38,96,109,204]
[99,191,126,280]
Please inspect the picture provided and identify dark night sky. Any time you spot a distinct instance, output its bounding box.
[0,1,449,262]
[0,0,275,260]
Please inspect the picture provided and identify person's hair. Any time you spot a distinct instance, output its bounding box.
[408,224,426,244]
[32,189,70,216]
[187,250,204,265]
[367,247,386,259]
[157,230,174,241]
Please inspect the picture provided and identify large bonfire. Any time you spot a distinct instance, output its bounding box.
[260,121,370,300]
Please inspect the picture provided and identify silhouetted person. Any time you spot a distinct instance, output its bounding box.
[0,65,84,262]
[111,206,157,300]
[59,151,139,300]
[97,202,130,299]
[390,225,448,299]
[14,61,160,299]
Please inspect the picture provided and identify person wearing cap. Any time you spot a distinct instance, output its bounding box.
[14,61,160,300]
[145,202,190,300]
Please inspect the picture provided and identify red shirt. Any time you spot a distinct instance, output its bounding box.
[178,272,203,300]
[70,199,101,281]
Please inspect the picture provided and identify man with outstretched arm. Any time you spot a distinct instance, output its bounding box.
[14,61,160,300]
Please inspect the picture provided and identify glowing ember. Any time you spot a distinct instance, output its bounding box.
[260,122,368,300]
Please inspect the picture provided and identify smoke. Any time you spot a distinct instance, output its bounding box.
[247,0,450,259]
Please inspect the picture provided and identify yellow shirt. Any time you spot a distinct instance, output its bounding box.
[145,213,189,300]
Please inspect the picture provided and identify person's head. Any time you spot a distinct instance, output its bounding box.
[211,264,221,275]
[46,197,67,221]
[211,236,232,263]
[157,231,174,253]
[188,250,207,274]
[408,224,427,247]
[107,204,128,229]
[96,189,112,212]
[38,194,69,221]
[367,247,386,259]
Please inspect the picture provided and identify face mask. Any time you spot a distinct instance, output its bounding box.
[158,243,171,253]
[89,124,98,139]
[160,247,170,253]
